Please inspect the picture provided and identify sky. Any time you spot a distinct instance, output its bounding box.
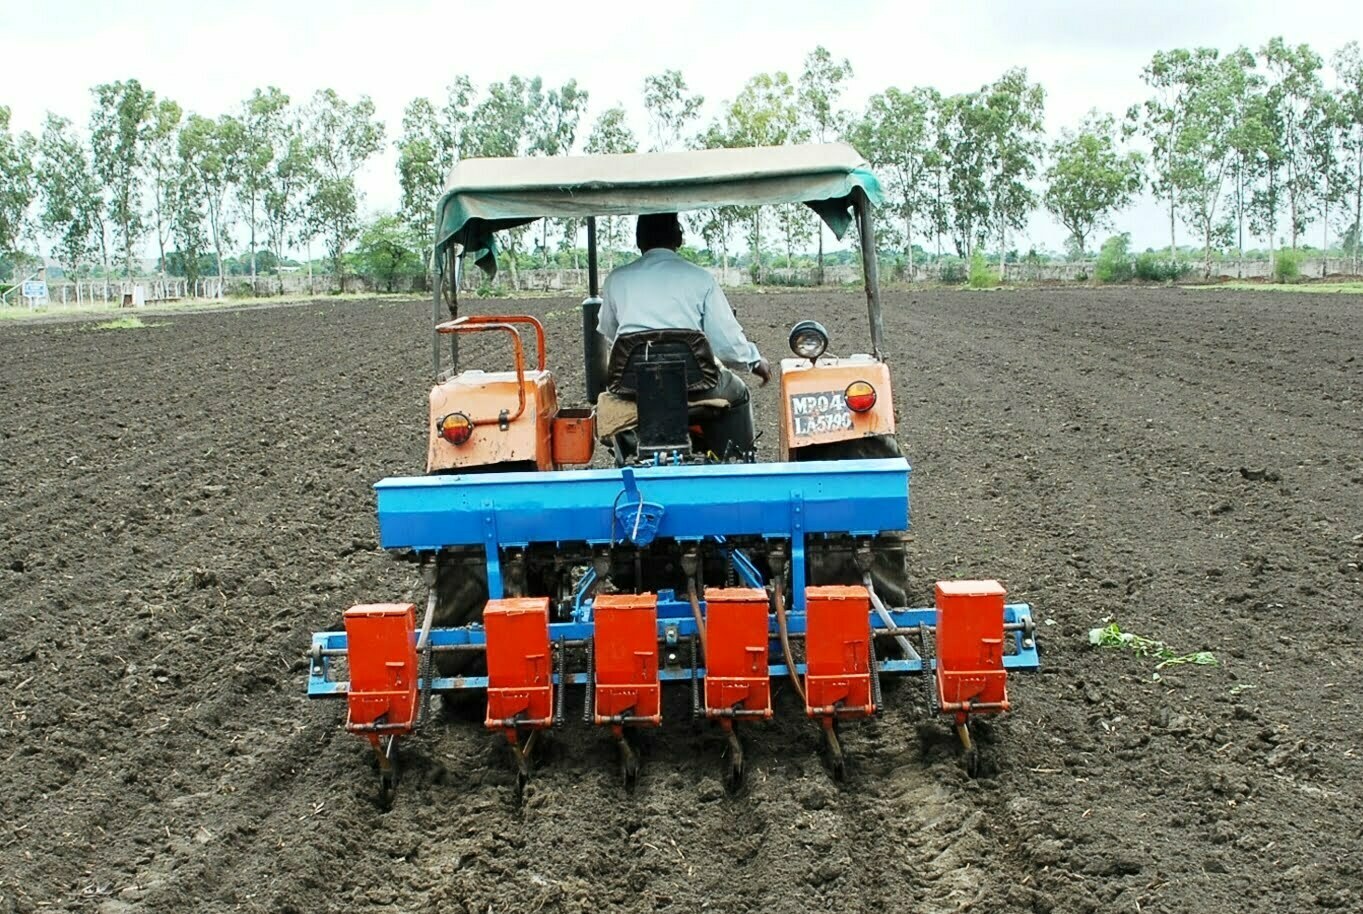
[3,0,1361,258]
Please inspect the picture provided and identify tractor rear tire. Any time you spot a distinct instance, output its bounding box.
[432,548,488,681]
[789,433,903,461]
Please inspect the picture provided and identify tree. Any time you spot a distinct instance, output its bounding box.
[719,72,803,148]
[264,119,312,289]
[1044,111,1143,255]
[1176,50,1254,277]
[307,178,359,289]
[1225,56,1270,269]
[0,106,36,262]
[1130,49,1221,259]
[464,77,534,158]
[799,47,854,141]
[236,87,290,286]
[529,79,588,267]
[775,202,814,268]
[178,113,235,285]
[168,150,208,292]
[924,98,952,260]
[1305,87,1346,275]
[396,97,445,238]
[36,115,100,293]
[89,80,156,276]
[1246,89,1287,259]
[584,106,637,156]
[531,79,588,159]
[355,214,423,291]
[706,72,804,282]
[693,207,739,281]
[144,98,183,281]
[643,70,704,152]
[396,76,474,237]
[798,46,853,281]
[584,107,638,267]
[464,77,538,285]
[1335,42,1363,274]
[301,89,384,291]
[1260,37,1324,249]
[978,68,1046,272]
[853,87,936,273]
[938,91,991,260]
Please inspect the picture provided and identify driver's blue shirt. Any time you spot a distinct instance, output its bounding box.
[598,248,762,371]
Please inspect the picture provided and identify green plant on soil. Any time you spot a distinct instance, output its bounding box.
[939,259,966,284]
[1133,252,1189,282]
[967,251,996,289]
[1095,234,1133,283]
[1272,248,1302,282]
[1089,621,1217,670]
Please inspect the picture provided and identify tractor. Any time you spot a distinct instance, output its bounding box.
[306,142,1039,803]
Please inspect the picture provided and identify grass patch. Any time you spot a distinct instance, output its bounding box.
[91,316,166,331]
[544,303,584,320]
[1192,281,1363,294]
[1089,621,1217,674]
[0,291,432,325]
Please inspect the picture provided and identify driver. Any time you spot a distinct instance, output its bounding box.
[598,212,772,406]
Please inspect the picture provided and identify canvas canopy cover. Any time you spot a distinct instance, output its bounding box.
[435,142,883,275]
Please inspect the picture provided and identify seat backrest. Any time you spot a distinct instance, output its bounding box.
[607,329,720,398]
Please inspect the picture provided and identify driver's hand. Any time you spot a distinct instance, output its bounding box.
[751,359,773,386]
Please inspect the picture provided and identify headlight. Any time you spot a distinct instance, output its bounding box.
[788,320,829,361]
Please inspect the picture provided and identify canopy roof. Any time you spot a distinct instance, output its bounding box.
[435,142,883,275]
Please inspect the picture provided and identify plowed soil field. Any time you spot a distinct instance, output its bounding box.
[2,287,1361,914]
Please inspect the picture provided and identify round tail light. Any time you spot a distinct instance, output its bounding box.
[438,412,474,445]
[844,381,877,413]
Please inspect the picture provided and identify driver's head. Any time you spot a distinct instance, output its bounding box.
[636,212,684,253]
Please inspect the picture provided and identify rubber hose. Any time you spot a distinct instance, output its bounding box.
[416,589,438,724]
[774,578,806,705]
[864,571,916,660]
[417,589,437,651]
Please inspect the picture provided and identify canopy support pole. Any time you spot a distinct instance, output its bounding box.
[855,191,885,360]
[587,216,600,298]
[583,217,605,404]
[449,250,460,374]
[432,250,444,379]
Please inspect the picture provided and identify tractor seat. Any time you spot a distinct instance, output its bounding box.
[605,329,721,399]
[601,330,746,449]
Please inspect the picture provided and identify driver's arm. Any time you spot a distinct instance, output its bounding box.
[700,281,762,372]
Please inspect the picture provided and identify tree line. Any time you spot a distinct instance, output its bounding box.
[2,37,1362,292]
[1,84,383,291]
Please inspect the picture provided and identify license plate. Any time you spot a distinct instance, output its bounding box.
[789,389,854,437]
